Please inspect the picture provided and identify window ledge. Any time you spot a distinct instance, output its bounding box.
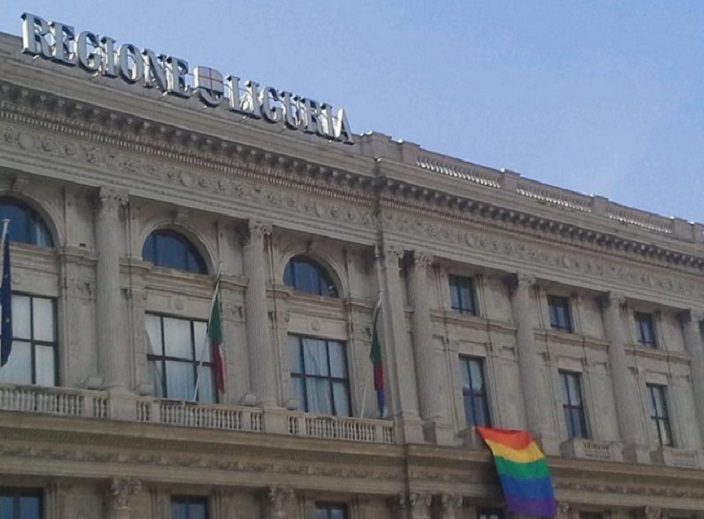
[560,438,622,462]
[650,446,700,469]
[458,427,483,449]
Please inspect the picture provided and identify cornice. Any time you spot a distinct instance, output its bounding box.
[2,81,704,291]
[0,81,378,206]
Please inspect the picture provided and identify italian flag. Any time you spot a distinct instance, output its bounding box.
[208,291,225,394]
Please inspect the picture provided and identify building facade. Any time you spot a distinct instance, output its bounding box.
[1,16,704,519]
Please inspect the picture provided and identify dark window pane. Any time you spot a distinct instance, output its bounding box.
[560,371,588,439]
[0,198,54,247]
[548,296,572,332]
[284,256,338,297]
[460,356,491,427]
[142,230,207,274]
[647,384,673,446]
[449,275,477,315]
[635,313,657,347]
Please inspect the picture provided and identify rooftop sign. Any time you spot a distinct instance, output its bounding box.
[19,13,354,144]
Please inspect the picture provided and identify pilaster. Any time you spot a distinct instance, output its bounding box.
[682,309,704,449]
[509,273,558,454]
[377,243,422,443]
[261,487,294,519]
[95,187,130,392]
[439,495,462,519]
[242,220,277,407]
[601,292,648,461]
[407,250,453,445]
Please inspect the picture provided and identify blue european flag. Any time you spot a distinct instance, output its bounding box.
[1,231,12,367]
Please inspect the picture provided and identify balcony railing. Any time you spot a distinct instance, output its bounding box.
[0,384,393,444]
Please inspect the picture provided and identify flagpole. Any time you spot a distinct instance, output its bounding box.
[192,261,223,401]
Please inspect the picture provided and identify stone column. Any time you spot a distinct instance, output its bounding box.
[261,487,293,519]
[440,495,462,519]
[509,274,557,452]
[407,251,452,444]
[242,220,277,407]
[601,292,646,458]
[104,478,141,519]
[682,310,704,447]
[377,244,422,442]
[95,187,129,392]
[555,502,572,519]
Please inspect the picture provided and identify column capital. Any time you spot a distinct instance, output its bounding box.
[600,291,626,310]
[440,495,462,519]
[262,487,294,519]
[408,493,432,519]
[682,308,704,325]
[105,478,141,514]
[412,250,433,269]
[555,502,573,519]
[97,187,128,212]
[244,220,272,245]
[643,506,662,519]
[380,243,404,269]
[509,272,535,294]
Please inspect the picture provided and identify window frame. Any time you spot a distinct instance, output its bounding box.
[559,371,588,440]
[145,313,215,403]
[284,256,339,298]
[289,335,351,417]
[647,383,673,447]
[459,356,492,428]
[547,295,573,333]
[634,312,657,348]
[170,495,209,519]
[142,229,208,275]
[449,274,477,316]
[315,502,348,519]
[0,293,58,387]
[0,488,43,519]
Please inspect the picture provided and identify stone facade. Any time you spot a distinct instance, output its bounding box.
[1,27,704,519]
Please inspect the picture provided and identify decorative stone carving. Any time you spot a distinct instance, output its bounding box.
[97,186,128,212]
[245,220,273,245]
[104,478,141,519]
[407,493,432,519]
[413,250,433,269]
[643,506,662,519]
[555,502,572,519]
[439,495,462,519]
[381,244,403,270]
[262,487,293,519]
[509,272,535,294]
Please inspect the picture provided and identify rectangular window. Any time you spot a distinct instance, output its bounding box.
[647,384,673,447]
[559,371,588,439]
[171,496,208,519]
[0,489,42,519]
[315,503,348,519]
[460,356,491,427]
[548,295,572,332]
[146,314,214,402]
[289,336,350,416]
[635,312,657,348]
[449,275,477,316]
[0,294,57,386]
[477,509,504,519]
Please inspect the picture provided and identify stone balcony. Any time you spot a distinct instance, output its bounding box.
[0,383,395,444]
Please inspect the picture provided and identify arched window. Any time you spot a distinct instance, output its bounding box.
[0,198,53,247]
[142,230,207,274]
[284,256,338,298]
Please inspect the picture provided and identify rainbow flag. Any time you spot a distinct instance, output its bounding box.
[477,427,556,517]
[369,295,384,417]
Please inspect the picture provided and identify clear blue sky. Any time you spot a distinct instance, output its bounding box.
[2,2,703,222]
